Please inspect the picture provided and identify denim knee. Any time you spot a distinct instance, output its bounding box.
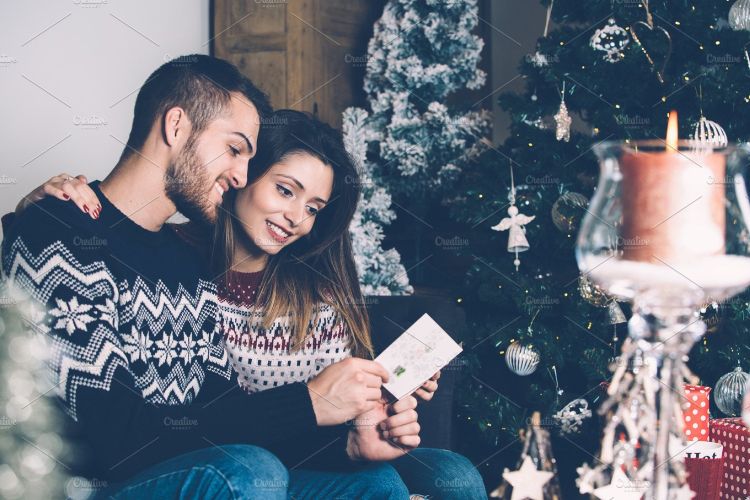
[357,463,411,499]
[412,448,487,499]
[104,445,288,500]
[196,444,289,499]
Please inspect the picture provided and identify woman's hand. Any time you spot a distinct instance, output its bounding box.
[16,174,101,219]
[414,370,440,402]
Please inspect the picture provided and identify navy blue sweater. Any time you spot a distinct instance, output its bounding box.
[1,182,351,482]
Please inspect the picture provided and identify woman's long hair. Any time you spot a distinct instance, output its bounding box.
[212,110,373,358]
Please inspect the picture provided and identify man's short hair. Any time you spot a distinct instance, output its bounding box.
[121,54,272,161]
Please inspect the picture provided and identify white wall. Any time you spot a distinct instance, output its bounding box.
[0,0,210,237]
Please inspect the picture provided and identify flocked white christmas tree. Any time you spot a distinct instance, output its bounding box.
[361,0,490,198]
[345,0,491,294]
[344,108,413,295]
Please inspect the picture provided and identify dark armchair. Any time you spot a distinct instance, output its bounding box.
[367,294,466,451]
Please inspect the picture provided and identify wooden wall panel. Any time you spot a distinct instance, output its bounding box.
[212,0,384,129]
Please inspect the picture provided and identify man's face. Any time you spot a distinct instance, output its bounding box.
[165,93,260,225]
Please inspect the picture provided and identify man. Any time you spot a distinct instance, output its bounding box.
[2,55,426,499]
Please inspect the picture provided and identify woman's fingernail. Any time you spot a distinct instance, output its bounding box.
[83,204,89,213]
[382,430,389,438]
[62,194,70,200]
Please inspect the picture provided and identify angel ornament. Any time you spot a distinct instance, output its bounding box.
[491,163,535,271]
[493,205,535,271]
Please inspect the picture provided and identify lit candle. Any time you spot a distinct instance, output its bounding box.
[619,111,726,263]
[666,111,678,151]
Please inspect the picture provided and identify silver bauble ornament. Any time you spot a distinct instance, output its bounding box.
[590,18,630,63]
[505,342,540,376]
[729,0,750,31]
[693,116,728,148]
[551,192,589,233]
[715,367,750,416]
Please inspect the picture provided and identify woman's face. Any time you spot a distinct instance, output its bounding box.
[234,152,333,256]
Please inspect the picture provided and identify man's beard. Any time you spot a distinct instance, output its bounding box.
[164,134,216,225]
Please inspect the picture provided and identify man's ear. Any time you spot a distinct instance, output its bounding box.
[162,106,191,148]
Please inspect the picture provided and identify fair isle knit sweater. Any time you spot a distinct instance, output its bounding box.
[217,270,352,393]
[0,182,353,481]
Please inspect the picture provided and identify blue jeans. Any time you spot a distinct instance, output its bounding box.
[93,445,487,499]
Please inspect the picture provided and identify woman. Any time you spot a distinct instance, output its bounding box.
[13,110,486,499]
[211,108,378,394]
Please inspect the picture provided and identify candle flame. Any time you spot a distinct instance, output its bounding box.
[666,110,678,151]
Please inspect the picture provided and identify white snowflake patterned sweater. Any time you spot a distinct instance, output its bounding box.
[0,181,341,481]
[217,270,352,393]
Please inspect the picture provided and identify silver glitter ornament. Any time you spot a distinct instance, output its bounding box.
[692,116,728,148]
[505,342,540,376]
[551,192,589,233]
[729,0,750,31]
[590,18,630,63]
[554,100,572,142]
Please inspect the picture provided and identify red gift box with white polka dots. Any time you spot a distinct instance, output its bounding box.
[683,384,711,441]
[708,417,749,500]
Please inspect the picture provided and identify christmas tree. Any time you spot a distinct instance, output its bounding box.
[346,0,491,293]
[361,0,490,203]
[345,107,413,295]
[447,0,750,491]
